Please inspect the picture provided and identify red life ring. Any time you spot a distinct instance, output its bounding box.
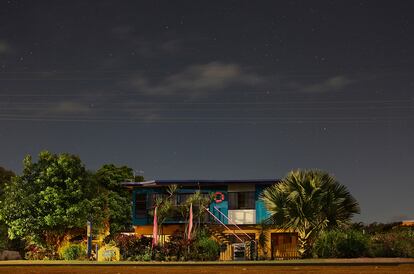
[214,192,225,203]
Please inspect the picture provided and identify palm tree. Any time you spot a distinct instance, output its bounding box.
[260,169,360,258]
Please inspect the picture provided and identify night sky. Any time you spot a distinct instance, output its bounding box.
[0,1,413,223]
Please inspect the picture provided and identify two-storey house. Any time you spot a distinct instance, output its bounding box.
[122,179,298,260]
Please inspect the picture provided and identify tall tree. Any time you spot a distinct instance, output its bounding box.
[0,166,15,197]
[261,169,360,258]
[0,151,101,252]
[94,164,136,234]
[0,166,15,250]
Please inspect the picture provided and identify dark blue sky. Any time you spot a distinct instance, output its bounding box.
[0,0,413,223]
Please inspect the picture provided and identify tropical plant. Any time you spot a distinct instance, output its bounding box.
[260,169,360,257]
[150,185,212,240]
[257,221,271,259]
[177,190,213,239]
[151,184,177,235]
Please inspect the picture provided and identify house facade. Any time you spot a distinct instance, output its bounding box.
[122,179,298,260]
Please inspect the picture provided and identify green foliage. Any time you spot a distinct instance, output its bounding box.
[134,175,145,182]
[95,164,133,191]
[0,166,15,197]
[261,169,360,258]
[25,243,55,260]
[257,221,271,258]
[94,164,134,234]
[161,230,191,261]
[60,243,86,260]
[0,166,15,251]
[129,250,152,261]
[150,186,213,240]
[155,230,219,261]
[114,229,220,262]
[314,230,370,258]
[370,229,414,257]
[110,234,152,260]
[0,151,101,250]
[352,222,403,234]
[192,235,220,261]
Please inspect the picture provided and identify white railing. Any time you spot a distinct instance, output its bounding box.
[213,206,252,240]
[204,207,244,243]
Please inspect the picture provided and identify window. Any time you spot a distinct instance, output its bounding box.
[175,193,192,205]
[149,193,166,208]
[135,193,147,218]
[228,192,255,209]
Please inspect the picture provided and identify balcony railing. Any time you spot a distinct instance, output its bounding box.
[141,205,211,224]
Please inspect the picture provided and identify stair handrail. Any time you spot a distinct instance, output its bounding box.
[213,206,252,240]
[204,207,244,243]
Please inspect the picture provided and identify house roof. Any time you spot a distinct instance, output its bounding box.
[121,179,279,188]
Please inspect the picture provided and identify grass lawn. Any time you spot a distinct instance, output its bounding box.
[0,264,413,274]
[0,259,413,274]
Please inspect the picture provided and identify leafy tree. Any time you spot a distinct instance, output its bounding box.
[261,169,360,258]
[0,151,101,253]
[94,164,136,234]
[0,166,15,250]
[0,166,15,197]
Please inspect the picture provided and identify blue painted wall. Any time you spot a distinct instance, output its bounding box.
[255,185,271,224]
[209,191,228,225]
[131,184,271,225]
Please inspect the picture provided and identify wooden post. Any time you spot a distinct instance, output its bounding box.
[86,221,92,258]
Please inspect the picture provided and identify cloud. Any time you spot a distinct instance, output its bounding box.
[0,40,12,55]
[49,101,91,114]
[289,75,354,93]
[110,25,182,57]
[128,62,263,98]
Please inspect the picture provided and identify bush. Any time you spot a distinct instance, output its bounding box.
[60,243,86,260]
[163,230,192,261]
[370,229,414,257]
[111,230,220,262]
[192,236,220,261]
[25,244,56,260]
[314,230,369,258]
[111,234,152,260]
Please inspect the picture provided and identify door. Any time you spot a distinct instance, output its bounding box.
[271,233,299,259]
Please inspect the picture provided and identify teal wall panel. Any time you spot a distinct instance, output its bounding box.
[131,184,273,226]
[255,185,271,223]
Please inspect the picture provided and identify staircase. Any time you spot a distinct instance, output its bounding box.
[205,224,231,245]
[204,224,233,261]
[203,206,258,261]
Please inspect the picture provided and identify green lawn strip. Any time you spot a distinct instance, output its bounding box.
[0,258,413,266]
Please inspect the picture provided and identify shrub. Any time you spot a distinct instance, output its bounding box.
[370,229,414,257]
[60,243,86,260]
[161,230,219,261]
[163,230,192,261]
[111,230,220,261]
[314,230,369,258]
[25,244,56,260]
[192,236,220,261]
[336,230,370,258]
[314,230,340,258]
[111,234,152,260]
